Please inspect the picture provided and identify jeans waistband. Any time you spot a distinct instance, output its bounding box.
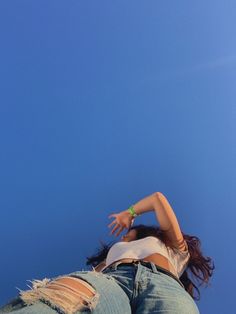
[108,260,185,289]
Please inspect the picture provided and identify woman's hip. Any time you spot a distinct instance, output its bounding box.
[0,270,132,314]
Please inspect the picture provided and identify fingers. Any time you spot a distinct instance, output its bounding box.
[108,220,116,228]
[109,222,126,236]
[110,224,120,235]
[108,213,126,237]
[108,214,117,227]
[110,224,125,237]
[115,226,125,237]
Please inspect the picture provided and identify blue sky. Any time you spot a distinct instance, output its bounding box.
[0,1,235,313]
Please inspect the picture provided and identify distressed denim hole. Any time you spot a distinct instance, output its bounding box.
[17,277,100,314]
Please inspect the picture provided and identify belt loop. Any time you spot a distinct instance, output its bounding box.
[112,261,122,270]
[149,262,158,274]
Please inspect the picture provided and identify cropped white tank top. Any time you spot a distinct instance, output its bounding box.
[101,236,190,278]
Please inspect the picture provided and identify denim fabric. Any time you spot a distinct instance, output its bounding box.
[0,271,131,314]
[0,261,200,314]
[103,261,200,314]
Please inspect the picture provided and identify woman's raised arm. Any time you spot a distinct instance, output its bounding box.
[132,192,187,252]
[108,191,187,252]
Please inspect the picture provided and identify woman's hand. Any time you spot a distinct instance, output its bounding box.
[108,210,134,237]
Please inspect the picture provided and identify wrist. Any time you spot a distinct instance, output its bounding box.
[127,205,139,218]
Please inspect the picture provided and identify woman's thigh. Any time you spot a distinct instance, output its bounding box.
[134,270,200,314]
[0,270,132,314]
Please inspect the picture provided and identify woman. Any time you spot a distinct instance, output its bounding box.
[0,192,214,314]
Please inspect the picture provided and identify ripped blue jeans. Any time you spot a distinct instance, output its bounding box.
[0,261,200,314]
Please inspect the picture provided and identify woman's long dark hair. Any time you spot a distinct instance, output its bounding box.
[86,224,215,301]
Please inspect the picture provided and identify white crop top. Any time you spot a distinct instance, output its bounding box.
[100,236,190,278]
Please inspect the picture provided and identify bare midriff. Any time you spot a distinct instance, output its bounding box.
[100,253,177,276]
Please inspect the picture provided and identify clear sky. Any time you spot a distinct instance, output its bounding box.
[0,1,235,313]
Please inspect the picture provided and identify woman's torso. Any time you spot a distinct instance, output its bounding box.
[98,236,183,275]
[95,253,176,275]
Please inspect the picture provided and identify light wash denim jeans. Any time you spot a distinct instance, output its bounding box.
[0,261,200,314]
